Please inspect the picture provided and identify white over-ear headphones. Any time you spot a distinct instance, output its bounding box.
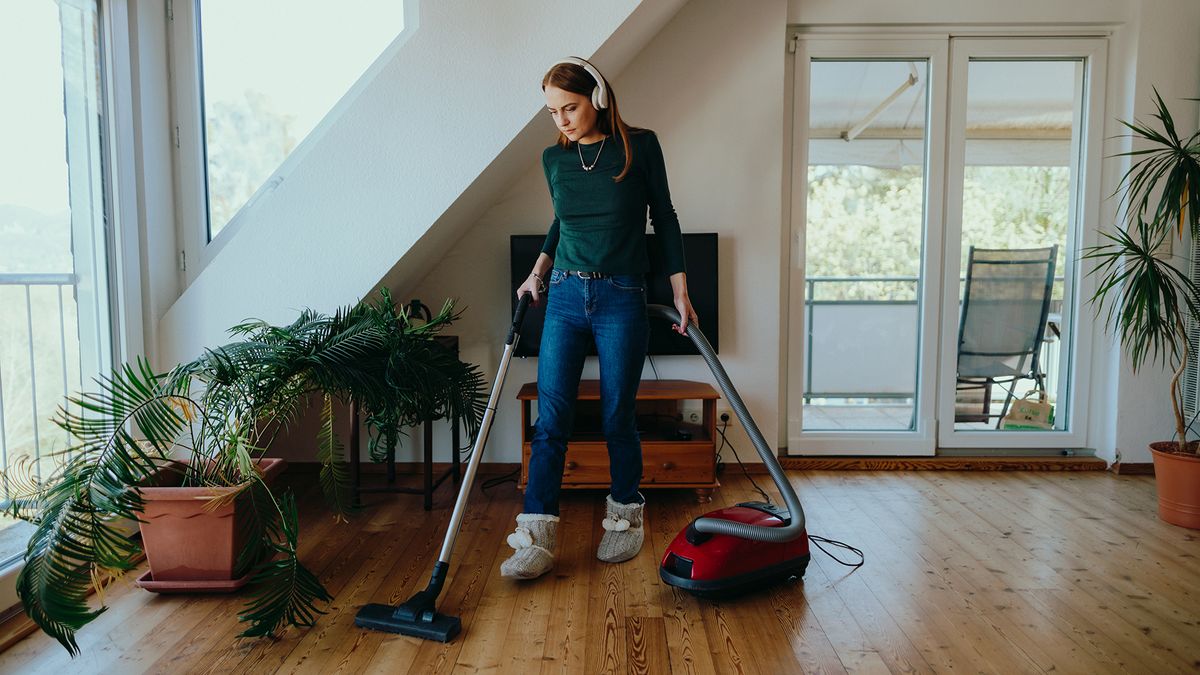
[550,56,609,110]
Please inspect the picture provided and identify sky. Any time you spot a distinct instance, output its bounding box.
[0,1,69,214]
[198,0,405,142]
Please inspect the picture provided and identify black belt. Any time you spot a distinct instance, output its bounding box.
[566,270,610,279]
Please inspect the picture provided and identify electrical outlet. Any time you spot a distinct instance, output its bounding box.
[678,400,703,424]
[718,409,735,426]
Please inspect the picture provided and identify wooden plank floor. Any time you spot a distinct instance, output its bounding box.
[3,469,1199,674]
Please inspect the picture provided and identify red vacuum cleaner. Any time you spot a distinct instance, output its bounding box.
[648,304,811,598]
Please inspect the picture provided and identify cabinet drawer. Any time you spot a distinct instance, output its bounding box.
[561,444,612,484]
[643,443,714,484]
[519,443,615,485]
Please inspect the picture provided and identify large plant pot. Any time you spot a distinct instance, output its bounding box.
[134,457,286,590]
[1149,442,1200,529]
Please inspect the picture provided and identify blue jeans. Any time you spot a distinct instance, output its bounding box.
[524,268,649,516]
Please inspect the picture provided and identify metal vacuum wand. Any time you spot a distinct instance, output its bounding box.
[645,304,806,543]
[354,293,532,642]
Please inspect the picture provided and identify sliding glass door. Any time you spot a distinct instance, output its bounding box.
[936,38,1105,450]
[1,1,115,567]
[787,38,948,455]
[787,35,1105,455]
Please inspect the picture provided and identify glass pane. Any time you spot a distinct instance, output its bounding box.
[953,59,1082,431]
[197,1,407,239]
[800,60,929,431]
[0,0,110,565]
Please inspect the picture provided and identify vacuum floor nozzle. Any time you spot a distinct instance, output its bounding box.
[354,603,462,642]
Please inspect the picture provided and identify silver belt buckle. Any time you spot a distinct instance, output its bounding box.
[577,270,601,279]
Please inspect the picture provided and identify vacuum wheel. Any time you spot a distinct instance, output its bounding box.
[791,559,809,579]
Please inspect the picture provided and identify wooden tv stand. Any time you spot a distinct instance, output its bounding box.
[516,379,720,503]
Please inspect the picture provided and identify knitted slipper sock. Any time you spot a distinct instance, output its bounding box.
[597,494,645,563]
[500,513,559,580]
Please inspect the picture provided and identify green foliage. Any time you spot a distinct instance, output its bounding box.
[805,164,1070,301]
[237,491,331,638]
[4,291,485,654]
[10,358,188,656]
[1084,218,1200,372]
[1113,88,1200,239]
[317,394,355,522]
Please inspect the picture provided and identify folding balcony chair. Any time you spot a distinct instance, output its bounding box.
[954,245,1058,428]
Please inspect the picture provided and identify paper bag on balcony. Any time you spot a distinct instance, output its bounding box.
[1000,391,1054,430]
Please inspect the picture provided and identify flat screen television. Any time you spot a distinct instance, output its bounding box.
[510,233,718,357]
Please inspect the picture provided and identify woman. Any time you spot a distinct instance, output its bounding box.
[501,56,699,580]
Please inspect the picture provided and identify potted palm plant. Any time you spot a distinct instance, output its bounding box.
[1086,88,1200,529]
[3,289,486,655]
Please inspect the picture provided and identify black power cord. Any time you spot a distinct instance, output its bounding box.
[646,354,661,380]
[715,413,864,569]
[808,535,864,568]
[715,415,772,503]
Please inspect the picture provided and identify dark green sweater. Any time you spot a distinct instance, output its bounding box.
[540,130,686,276]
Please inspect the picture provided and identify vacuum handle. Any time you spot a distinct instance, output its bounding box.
[646,304,806,543]
[507,292,532,346]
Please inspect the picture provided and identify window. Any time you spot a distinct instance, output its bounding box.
[787,35,1106,455]
[0,0,114,570]
[171,0,409,256]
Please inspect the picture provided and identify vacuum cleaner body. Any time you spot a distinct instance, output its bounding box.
[660,501,809,598]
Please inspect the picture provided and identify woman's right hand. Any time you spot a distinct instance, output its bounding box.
[517,272,545,305]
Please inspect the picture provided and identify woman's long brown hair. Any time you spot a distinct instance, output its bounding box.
[542,57,645,183]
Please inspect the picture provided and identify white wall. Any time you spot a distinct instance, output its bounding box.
[385,0,1200,467]
[153,0,653,367]
[392,0,790,465]
[1106,0,1200,463]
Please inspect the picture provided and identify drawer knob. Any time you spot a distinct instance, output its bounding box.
[661,461,675,470]
[566,461,578,470]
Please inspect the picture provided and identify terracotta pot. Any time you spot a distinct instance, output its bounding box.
[1148,442,1200,529]
[136,457,287,582]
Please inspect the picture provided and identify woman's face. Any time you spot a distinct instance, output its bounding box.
[544,85,598,142]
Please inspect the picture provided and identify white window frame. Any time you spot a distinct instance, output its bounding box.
[104,0,145,365]
[166,0,420,286]
[935,37,1107,450]
[785,35,950,456]
[782,29,1109,456]
[0,0,136,612]
[165,0,208,286]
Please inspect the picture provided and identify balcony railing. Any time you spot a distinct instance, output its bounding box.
[0,272,80,492]
[803,275,1064,404]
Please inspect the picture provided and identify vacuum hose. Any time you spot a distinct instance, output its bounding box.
[646,305,805,543]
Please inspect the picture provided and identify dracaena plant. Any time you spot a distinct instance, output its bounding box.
[1085,88,1200,455]
[3,289,486,655]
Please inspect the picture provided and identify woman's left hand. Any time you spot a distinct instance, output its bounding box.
[668,272,698,335]
[672,294,699,335]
